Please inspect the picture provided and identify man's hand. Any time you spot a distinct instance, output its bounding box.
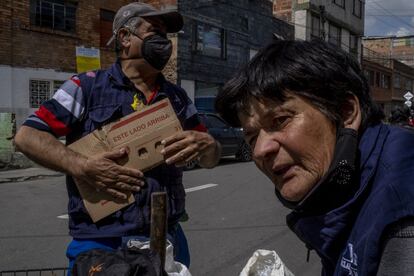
[74,147,145,199]
[14,126,145,199]
[161,131,221,168]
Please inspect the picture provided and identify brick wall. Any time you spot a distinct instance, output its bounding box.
[363,39,391,55]
[0,1,13,66]
[0,0,180,78]
[363,37,414,67]
[144,0,177,9]
[0,0,135,72]
[273,0,292,22]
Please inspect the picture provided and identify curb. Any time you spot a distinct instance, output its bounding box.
[0,172,64,184]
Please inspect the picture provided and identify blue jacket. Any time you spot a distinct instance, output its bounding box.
[24,61,202,238]
[287,124,414,275]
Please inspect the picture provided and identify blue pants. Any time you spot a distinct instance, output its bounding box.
[66,224,190,275]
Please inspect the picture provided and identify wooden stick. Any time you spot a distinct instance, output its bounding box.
[150,192,167,269]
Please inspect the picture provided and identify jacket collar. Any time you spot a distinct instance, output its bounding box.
[107,60,168,98]
[286,123,390,272]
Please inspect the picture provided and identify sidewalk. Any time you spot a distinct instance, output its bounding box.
[0,167,63,184]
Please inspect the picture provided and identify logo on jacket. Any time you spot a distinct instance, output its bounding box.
[340,243,358,276]
[88,262,104,276]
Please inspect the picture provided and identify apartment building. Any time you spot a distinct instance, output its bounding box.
[273,0,364,60]
[362,46,414,117]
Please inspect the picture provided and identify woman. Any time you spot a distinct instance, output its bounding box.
[215,39,414,275]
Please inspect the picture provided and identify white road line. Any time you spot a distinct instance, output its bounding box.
[185,183,218,193]
[57,184,218,219]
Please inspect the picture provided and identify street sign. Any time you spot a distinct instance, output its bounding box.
[404,91,413,101]
[76,46,101,73]
[405,100,412,107]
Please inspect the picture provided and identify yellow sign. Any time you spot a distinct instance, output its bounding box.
[76,47,101,73]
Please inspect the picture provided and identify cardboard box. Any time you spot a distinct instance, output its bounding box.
[68,99,182,222]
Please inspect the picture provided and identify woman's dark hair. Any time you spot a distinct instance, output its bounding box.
[215,39,384,130]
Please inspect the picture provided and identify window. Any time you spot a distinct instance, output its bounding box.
[30,80,51,108]
[30,0,77,33]
[406,79,413,91]
[381,74,391,89]
[311,14,320,40]
[241,17,249,33]
[353,0,362,17]
[194,81,221,112]
[349,33,358,56]
[30,79,65,108]
[394,74,401,89]
[194,21,226,58]
[328,24,341,47]
[375,72,381,87]
[392,37,414,47]
[364,70,375,86]
[369,71,375,86]
[333,0,345,8]
[100,9,115,47]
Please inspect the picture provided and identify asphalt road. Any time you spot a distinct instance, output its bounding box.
[0,159,321,275]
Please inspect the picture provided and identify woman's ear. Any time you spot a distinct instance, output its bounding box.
[342,93,362,131]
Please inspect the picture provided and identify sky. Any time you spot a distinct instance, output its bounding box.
[364,0,414,37]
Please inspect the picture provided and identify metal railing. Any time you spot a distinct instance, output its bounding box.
[0,268,68,276]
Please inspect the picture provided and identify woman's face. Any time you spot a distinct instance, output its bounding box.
[239,94,337,202]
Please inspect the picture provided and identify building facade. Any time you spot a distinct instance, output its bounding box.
[0,0,293,127]
[363,49,414,117]
[273,0,364,60]
[177,0,293,112]
[0,0,133,126]
[363,35,414,68]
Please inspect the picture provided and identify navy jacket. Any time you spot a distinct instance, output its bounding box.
[24,61,202,238]
[287,124,414,275]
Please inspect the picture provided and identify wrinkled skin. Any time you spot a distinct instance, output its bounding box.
[239,94,337,202]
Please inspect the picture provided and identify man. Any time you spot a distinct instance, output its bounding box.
[14,2,220,270]
[215,40,414,275]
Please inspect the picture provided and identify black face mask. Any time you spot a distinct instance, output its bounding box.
[139,33,172,71]
[275,128,360,214]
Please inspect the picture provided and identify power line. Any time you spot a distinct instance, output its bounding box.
[368,14,405,30]
[367,14,414,17]
[368,1,414,30]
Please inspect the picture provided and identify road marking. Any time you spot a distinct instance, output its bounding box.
[57,184,218,219]
[185,183,218,193]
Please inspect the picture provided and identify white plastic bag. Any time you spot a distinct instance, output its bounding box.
[164,241,192,276]
[126,239,192,276]
[239,249,294,276]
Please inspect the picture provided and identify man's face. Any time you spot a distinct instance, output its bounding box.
[127,17,168,58]
[239,94,337,202]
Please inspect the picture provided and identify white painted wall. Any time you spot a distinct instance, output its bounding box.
[0,66,74,127]
[0,66,13,108]
[180,79,195,102]
[294,10,308,40]
[341,28,350,52]
[311,0,364,35]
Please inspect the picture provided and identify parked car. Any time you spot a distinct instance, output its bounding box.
[185,113,252,170]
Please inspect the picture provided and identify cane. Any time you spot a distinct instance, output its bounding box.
[150,192,167,269]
